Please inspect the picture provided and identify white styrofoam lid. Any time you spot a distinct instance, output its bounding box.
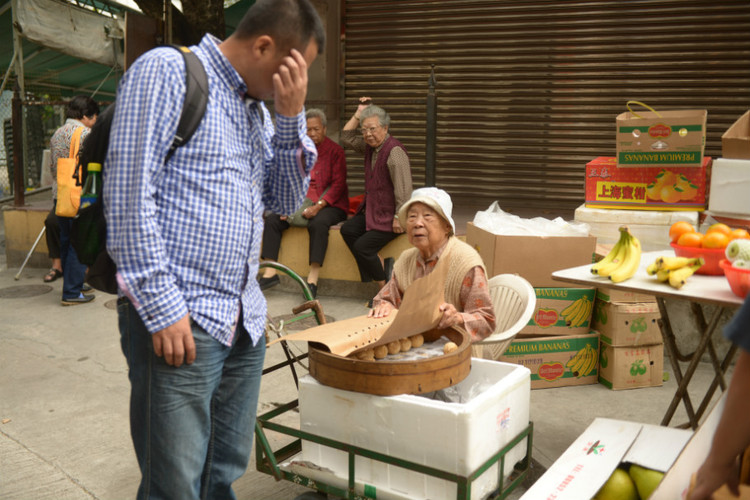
[575,204,699,225]
[623,424,693,472]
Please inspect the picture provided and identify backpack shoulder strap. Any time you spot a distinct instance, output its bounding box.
[166,45,209,162]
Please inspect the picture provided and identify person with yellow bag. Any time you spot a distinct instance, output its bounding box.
[48,95,99,305]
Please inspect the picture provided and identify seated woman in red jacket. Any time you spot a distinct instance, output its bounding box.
[258,108,349,298]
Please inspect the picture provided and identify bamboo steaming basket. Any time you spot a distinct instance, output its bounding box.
[308,327,471,396]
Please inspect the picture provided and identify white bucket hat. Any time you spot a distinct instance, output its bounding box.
[398,187,456,234]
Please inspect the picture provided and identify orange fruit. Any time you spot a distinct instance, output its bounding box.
[729,228,750,240]
[677,231,704,247]
[669,221,696,243]
[706,223,732,236]
[702,231,730,249]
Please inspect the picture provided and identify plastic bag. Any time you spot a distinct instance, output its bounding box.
[473,201,590,237]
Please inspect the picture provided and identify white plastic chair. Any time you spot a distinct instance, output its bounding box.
[472,273,536,360]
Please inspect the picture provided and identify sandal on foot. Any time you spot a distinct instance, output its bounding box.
[44,268,63,283]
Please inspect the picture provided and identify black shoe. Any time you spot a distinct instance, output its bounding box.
[306,283,318,299]
[82,283,94,294]
[61,294,96,306]
[384,257,394,283]
[258,275,280,290]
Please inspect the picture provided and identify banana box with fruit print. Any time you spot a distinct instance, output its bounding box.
[585,156,712,211]
[598,341,664,390]
[500,332,599,389]
[519,287,596,336]
[592,300,661,346]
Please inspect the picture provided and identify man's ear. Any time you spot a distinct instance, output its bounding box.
[252,35,276,60]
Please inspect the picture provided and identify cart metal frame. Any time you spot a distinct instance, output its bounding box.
[256,262,534,500]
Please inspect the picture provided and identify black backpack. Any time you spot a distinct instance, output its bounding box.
[71,45,209,294]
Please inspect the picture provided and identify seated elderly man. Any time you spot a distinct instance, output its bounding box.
[368,187,496,342]
[259,108,349,298]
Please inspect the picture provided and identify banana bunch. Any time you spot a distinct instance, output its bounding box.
[646,256,705,290]
[591,225,642,283]
[566,344,597,378]
[561,296,593,328]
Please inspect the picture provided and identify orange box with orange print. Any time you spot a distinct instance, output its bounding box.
[585,156,712,211]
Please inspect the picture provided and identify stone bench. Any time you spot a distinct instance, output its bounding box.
[273,223,411,283]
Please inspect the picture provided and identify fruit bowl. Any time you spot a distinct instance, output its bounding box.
[720,259,750,299]
[671,242,725,275]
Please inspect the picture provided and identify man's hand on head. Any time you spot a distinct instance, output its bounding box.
[273,48,309,117]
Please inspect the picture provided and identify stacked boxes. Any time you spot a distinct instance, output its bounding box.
[500,332,600,389]
[467,219,602,389]
[574,204,699,252]
[592,290,664,390]
[585,156,712,211]
[521,287,596,336]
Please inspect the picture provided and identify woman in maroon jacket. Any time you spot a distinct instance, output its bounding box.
[259,109,349,298]
[340,97,413,298]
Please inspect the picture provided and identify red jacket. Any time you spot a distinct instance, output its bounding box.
[308,137,349,213]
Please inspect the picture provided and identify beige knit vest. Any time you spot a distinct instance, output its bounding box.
[393,237,486,309]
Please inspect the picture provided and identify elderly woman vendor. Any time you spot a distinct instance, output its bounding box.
[368,187,496,341]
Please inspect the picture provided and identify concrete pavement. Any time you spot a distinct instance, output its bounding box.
[0,241,733,499]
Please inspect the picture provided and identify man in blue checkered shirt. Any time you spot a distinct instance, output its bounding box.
[104,1,324,497]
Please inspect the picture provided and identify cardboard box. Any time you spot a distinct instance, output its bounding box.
[585,156,712,211]
[650,393,726,499]
[592,301,661,346]
[596,287,656,305]
[598,340,664,390]
[466,221,597,287]
[520,287,596,336]
[722,110,750,159]
[616,108,707,168]
[520,417,692,500]
[298,359,530,500]
[708,158,750,217]
[575,203,699,252]
[500,333,599,389]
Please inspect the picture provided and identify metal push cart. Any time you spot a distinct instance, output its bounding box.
[256,262,534,500]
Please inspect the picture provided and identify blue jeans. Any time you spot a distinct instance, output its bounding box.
[56,200,87,299]
[117,299,266,500]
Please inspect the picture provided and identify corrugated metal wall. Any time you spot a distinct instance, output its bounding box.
[342,0,750,212]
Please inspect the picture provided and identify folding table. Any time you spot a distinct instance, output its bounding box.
[552,250,743,429]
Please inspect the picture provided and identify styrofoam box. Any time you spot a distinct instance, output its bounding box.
[575,204,699,251]
[298,359,531,500]
[709,158,750,217]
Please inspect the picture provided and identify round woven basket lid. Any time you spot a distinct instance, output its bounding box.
[308,327,471,396]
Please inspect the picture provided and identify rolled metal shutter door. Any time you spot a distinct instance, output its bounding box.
[342,0,750,212]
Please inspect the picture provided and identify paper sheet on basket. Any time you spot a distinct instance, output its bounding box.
[267,253,450,357]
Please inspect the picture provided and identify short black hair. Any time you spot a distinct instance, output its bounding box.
[66,95,100,120]
[79,104,114,168]
[234,0,325,54]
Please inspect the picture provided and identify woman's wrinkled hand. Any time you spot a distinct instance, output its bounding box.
[368,300,394,318]
[437,302,461,330]
[355,96,372,118]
